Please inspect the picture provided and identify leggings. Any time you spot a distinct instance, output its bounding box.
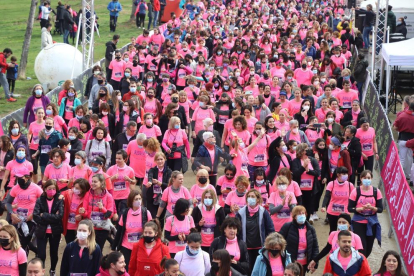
[120,246,132,271]
[37,233,61,271]
[327,213,340,233]
[167,158,182,172]
[16,221,36,255]
[248,248,260,272]
[95,229,110,251]
[358,155,374,175]
[208,175,217,187]
[301,190,315,219]
[65,229,77,244]
[352,221,376,258]
[314,182,325,212]
[30,149,39,176]
[7,79,15,93]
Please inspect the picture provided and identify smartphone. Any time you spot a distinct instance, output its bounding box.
[227,187,232,190]
[230,255,235,259]
[313,123,322,128]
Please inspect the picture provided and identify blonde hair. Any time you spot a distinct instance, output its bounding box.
[275,176,289,185]
[154,152,166,161]
[235,176,250,188]
[264,232,287,251]
[295,143,309,159]
[246,189,263,205]
[168,116,181,130]
[197,169,209,179]
[77,220,97,255]
[143,137,160,152]
[39,117,55,139]
[168,171,183,186]
[201,188,217,206]
[0,225,21,252]
[0,219,9,228]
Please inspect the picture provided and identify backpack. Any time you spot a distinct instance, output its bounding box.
[122,206,148,227]
[138,2,147,14]
[343,33,351,50]
[355,186,378,204]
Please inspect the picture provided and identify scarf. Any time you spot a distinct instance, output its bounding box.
[352,109,361,115]
[16,157,26,164]
[226,237,237,244]
[248,205,259,216]
[236,190,246,197]
[131,207,141,216]
[52,163,63,169]
[45,128,54,136]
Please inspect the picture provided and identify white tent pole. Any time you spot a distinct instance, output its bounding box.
[379,57,384,95]
[385,65,390,114]
[387,26,390,42]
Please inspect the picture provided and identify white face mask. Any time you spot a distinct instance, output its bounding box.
[278,185,287,191]
[327,118,334,124]
[77,231,89,240]
[303,105,310,111]
[329,144,334,150]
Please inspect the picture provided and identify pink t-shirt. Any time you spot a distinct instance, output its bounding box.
[225,238,240,261]
[192,107,216,134]
[216,176,237,207]
[190,184,216,204]
[326,180,355,216]
[161,186,192,214]
[126,141,146,178]
[0,247,27,276]
[305,129,324,146]
[286,181,302,197]
[6,161,33,188]
[29,121,45,150]
[10,183,43,218]
[328,230,363,253]
[33,98,43,113]
[139,125,162,140]
[289,100,303,117]
[337,252,352,271]
[106,165,135,200]
[44,163,71,191]
[247,136,269,167]
[46,199,54,234]
[349,186,383,223]
[294,68,313,86]
[268,191,297,232]
[118,208,153,250]
[164,215,195,253]
[162,129,188,159]
[336,90,358,109]
[245,117,258,134]
[315,108,332,123]
[224,191,246,218]
[299,160,314,191]
[297,227,307,265]
[356,127,376,157]
[69,165,92,182]
[64,99,74,120]
[109,60,125,82]
[143,98,158,117]
[269,254,284,276]
[199,205,217,247]
[67,194,83,230]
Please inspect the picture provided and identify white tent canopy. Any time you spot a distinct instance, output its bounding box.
[381,38,414,66]
[360,0,414,13]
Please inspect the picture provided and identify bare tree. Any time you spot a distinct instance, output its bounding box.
[18,0,38,79]
[130,0,137,21]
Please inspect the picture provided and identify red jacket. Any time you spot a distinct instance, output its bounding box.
[153,0,160,11]
[0,53,9,74]
[61,189,86,235]
[128,238,170,276]
[83,189,114,230]
[96,267,130,276]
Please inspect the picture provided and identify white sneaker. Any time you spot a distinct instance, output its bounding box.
[309,216,314,225]
[313,213,319,221]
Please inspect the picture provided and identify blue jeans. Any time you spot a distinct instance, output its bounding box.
[0,73,10,99]
[357,81,364,101]
[363,26,372,49]
[152,11,159,27]
[63,29,70,44]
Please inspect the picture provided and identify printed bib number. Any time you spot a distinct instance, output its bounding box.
[41,145,52,154]
[343,102,351,108]
[218,118,227,124]
[68,213,76,224]
[122,144,128,150]
[32,136,39,144]
[176,240,186,246]
[201,226,214,235]
[91,151,103,158]
[115,72,122,78]
[16,208,28,217]
[254,154,265,162]
[114,181,126,191]
[127,232,141,243]
[362,143,372,151]
[300,179,312,189]
[330,165,337,174]
[153,185,162,194]
[178,73,186,78]
[300,124,308,129]
[277,208,291,218]
[150,65,157,70]
[297,249,306,260]
[65,105,72,113]
[332,203,345,213]
[91,212,104,223]
[70,274,88,276]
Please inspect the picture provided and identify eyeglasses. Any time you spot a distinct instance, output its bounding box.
[225,174,234,177]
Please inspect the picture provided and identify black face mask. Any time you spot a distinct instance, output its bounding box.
[99,93,106,98]
[115,270,124,276]
[301,64,307,69]
[198,177,208,184]
[0,238,10,247]
[115,56,121,60]
[225,174,234,180]
[171,98,179,103]
[45,125,52,130]
[211,262,219,273]
[17,178,30,189]
[133,60,138,67]
[98,79,104,85]
[143,235,155,244]
[270,249,280,257]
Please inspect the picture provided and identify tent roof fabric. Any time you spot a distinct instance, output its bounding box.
[360,0,414,12]
[381,38,414,66]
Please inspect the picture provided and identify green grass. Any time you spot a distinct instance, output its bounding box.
[0,0,144,116]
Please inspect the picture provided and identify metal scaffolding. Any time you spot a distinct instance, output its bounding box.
[81,0,95,71]
[371,0,389,82]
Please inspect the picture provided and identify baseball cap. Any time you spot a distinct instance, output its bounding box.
[91,157,104,166]
[279,90,287,97]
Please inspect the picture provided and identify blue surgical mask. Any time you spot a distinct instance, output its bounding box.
[362,179,371,186]
[76,115,83,120]
[16,151,26,159]
[204,198,213,206]
[147,78,153,82]
[338,224,348,231]
[74,159,82,166]
[188,246,200,256]
[68,135,76,140]
[174,125,180,129]
[340,175,348,182]
[130,87,137,92]
[296,214,306,224]
[11,129,19,136]
[91,166,99,173]
[247,197,257,206]
[256,179,264,185]
[223,85,229,90]
[35,89,43,96]
[125,72,131,77]
[199,102,205,108]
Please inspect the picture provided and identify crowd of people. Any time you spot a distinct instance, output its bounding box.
[0,0,408,275]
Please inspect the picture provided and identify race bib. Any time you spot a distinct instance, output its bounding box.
[91,151,103,158]
[330,165,337,174]
[150,65,157,70]
[32,136,39,144]
[201,226,214,235]
[127,232,141,243]
[277,208,291,218]
[218,118,227,124]
[115,72,122,78]
[178,73,186,78]
[41,145,52,154]
[343,101,351,108]
[332,203,345,213]
[297,249,306,260]
[300,179,312,189]
[114,181,126,191]
[16,208,28,217]
[153,185,162,194]
[254,154,265,162]
[68,213,76,224]
[122,144,128,150]
[176,240,186,246]
[65,105,72,113]
[91,211,104,223]
[362,143,372,151]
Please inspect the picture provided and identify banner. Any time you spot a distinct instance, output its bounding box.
[380,142,414,275]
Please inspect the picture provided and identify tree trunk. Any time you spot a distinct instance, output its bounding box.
[130,0,137,20]
[18,0,38,80]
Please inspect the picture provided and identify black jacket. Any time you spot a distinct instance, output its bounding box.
[69,139,83,166]
[92,99,115,115]
[97,113,116,139]
[33,194,64,239]
[268,153,292,184]
[193,145,232,175]
[1,149,14,179]
[341,110,366,128]
[112,132,137,165]
[114,111,138,139]
[62,9,75,31]
[105,41,117,67]
[353,60,369,83]
[209,236,249,275]
[191,129,222,157]
[146,166,172,217]
[85,75,97,98]
[158,106,188,136]
[279,221,319,267]
[294,112,312,131]
[291,157,321,196]
[60,241,101,276]
[56,4,65,20]
[346,136,362,171]
[120,77,138,95]
[192,204,226,239]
